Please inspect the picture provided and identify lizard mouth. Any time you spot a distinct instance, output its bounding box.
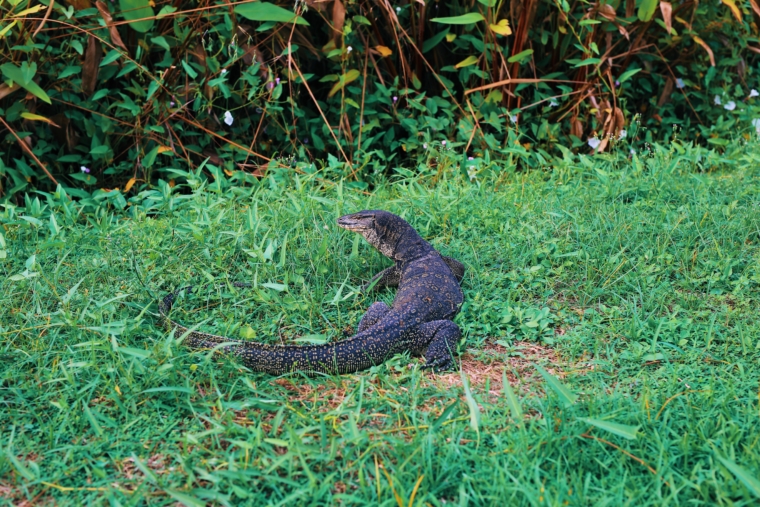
[337,213,374,231]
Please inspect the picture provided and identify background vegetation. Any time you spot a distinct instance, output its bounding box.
[2,141,760,504]
[1,0,760,201]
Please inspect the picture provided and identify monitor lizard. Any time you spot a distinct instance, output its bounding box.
[158,210,465,375]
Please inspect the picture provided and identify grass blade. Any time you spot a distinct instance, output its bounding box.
[716,456,760,497]
[502,370,523,426]
[578,417,640,440]
[534,364,577,407]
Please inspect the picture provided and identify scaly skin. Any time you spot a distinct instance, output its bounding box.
[158,210,465,375]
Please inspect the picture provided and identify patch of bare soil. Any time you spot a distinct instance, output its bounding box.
[426,341,573,400]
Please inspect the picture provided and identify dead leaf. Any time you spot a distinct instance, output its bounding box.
[693,36,716,66]
[20,112,60,128]
[123,177,137,192]
[95,1,128,53]
[657,77,674,106]
[0,83,20,101]
[50,113,79,152]
[82,35,102,96]
[660,1,673,34]
[332,0,345,45]
[750,0,760,18]
[720,0,743,23]
[63,0,91,10]
[598,3,616,21]
[374,45,393,57]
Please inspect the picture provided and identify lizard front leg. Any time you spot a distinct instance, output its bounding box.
[361,265,401,293]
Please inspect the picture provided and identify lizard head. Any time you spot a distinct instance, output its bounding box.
[338,210,418,259]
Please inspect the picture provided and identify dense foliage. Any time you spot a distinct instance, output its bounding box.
[1,0,760,199]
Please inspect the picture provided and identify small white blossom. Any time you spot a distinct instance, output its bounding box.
[392,96,398,103]
[753,118,760,135]
[549,99,558,107]
[441,140,447,146]
[619,129,627,139]
[750,89,759,98]
[223,111,233,126]
[422,143,427,149]
[467,166,477,181]
[630,148,636,155]
[510,114,518,123]
[80,166,90,173]
[724,101,736,111]
[169,101,175,107]
[396,6,401,13]
[221,68,227,74]
[588,137,601,150]
[347,46,353,53]
[714,95,722,105]
[676,78,685,89]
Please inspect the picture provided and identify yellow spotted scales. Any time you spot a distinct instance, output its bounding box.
[158,210,465,375]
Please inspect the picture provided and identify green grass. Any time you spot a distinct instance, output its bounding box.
[2,142,760,505]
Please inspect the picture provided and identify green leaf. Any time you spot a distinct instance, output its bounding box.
[119,0,155,33]
[574,58,602,67]
[578,417,640,440]
[716,456,760,497]
[637,0,658,21]
[100,50,122,66]
[142,145,160,168]
[165,489,206,507]
[503,371,523,425]
[156,5,176,19]
[328,69,360,98]
[423,28,450,53]
[0,62,51,103]
[234,2,309,26]
[20,61,36,84]
[534,363,577,407]
[353,15,371,25]
[431,13,485,25]
[618,68,642,84]
[181,60,197,79]
[461,370,481,433]
[58,65,81,79]
[119,0,154,33]
[507,49,534,64]
[455,55,479,68]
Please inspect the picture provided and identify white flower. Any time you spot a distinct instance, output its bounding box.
[221,68,227,74]
[676,78,685,89]
[750,89,759,98]
[423,143,427,149]
[510,114,518,123]
[468,156,474,160]
[396,6,401,13]
[724,101,736,111]
[714,95,722,105]
[630,148,636,155]
[441,140,447,146]
[80,166,90,173]
[549,99,558,107]
[392,96,398,103]
[619,129,627,139]
[347,46,353,53]
[223,111,233,126]
[467,166,477,181]
[588,137,601,149]
[753,118,760,135]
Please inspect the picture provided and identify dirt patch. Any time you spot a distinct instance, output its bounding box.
[426,341,570,400]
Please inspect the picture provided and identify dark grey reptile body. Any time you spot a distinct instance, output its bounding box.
[158,210,464,375]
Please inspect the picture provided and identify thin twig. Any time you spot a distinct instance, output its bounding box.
[0,116,59,186]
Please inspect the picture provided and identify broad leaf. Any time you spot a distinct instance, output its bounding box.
[119,0,154,33]
[234,2,309,26]
[431,13,485,24]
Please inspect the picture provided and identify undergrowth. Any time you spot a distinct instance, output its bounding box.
[1,140,760,505]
